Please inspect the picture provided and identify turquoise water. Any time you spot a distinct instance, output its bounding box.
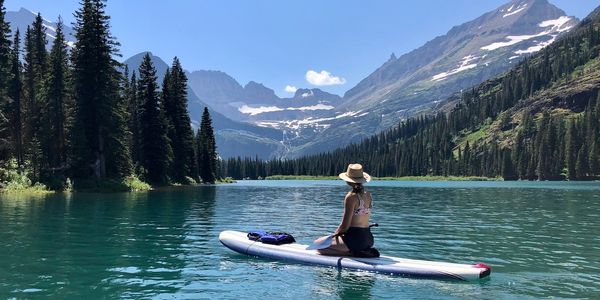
[1,180,600,299]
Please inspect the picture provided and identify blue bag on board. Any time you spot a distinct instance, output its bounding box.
[247,231,296,245]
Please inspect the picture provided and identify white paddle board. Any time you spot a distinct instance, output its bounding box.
[219,230,491,281]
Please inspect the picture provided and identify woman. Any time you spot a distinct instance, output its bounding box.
[315,163,375,256]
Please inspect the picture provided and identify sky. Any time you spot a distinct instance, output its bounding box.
[4,0,599,97]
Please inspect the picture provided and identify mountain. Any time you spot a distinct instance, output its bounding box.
[186,70,248,120]
[124,52,170,83]
[290,0,579,157]
[186,70,342,123]
[244,81,280,106]
[123,52,284,159]
[343,0,576,110]
[5,8,76,49]
[224,3,600,181]
[186,70,344,143]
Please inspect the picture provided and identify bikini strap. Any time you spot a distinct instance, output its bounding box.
[356,193,365,209]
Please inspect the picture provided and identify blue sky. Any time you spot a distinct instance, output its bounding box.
[4,0,598,97]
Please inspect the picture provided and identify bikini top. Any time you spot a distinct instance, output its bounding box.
[353,193,372,216]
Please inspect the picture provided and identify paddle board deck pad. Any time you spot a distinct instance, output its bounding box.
[219,230,491,281]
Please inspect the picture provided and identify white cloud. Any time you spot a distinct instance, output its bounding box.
[305,70,346,86]
[284,85,298,93]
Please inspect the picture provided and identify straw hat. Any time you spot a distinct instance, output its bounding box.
[339,164,371,183]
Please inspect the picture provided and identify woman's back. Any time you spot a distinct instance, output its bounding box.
[348,191,372,227]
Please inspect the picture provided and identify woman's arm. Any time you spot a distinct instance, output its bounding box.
[334,194,356,236]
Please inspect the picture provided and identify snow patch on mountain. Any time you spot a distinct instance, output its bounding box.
[503,4,527,18]
[301,90,314,98]
[514,36,556,54]
[239,103,334,116]
[42,23,56,32]
[239,105,284,116]
[481,33,542,51]
[481,16,574,51]
[432,55,479,81]
[287,104,334,111]
[255,110,366,135]
[539,16,573,32]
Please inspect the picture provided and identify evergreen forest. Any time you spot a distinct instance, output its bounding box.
[0,0,217,191]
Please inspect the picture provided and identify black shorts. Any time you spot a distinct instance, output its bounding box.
[341,227,374,252]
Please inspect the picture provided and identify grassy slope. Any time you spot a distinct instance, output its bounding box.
[452,56,600,151]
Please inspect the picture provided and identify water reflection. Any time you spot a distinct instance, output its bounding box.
[335,271,376,300]
[0,188,219,298]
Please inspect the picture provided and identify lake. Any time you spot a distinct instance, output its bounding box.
[1,180,599,299]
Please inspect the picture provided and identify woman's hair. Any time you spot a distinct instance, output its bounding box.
[348,182,364,194]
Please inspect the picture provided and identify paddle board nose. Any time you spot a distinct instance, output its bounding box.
[473,263,492,278]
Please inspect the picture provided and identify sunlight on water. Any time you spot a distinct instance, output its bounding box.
[1,181,599,298]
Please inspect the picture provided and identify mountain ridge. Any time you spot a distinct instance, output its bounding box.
[291,0,579,157]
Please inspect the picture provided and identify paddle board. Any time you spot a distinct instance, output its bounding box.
[219,230,491,281]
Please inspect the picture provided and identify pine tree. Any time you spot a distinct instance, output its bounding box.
[197,107,217,183]
[21,14,48,181]
[163,57,196,183]
[589,141,599,177]
[7,29,23,166]
[138,53,172,185]
[0,0,11,160]
[23,14,47,141]
[127,71,142,170]
[565,120,578,180]
[42,18,69,169]
[0,0,9,91]
[71,0,132,181]
[575,147,589,180]
[501,149,517,180]
[536,113,552,180]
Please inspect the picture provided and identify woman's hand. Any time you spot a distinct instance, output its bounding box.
[333,228,344,237]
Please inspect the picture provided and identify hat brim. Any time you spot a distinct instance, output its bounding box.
[339,172,371,183]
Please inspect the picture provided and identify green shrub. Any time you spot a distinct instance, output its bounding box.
[124,175,152,191]
[184,176,197,185]
[218,177,236,183]
[0,159,50,194]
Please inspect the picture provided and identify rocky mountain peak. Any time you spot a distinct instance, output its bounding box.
[244,81,279,104]
[5,7,77,49]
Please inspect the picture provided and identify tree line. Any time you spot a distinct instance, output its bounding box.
[0,0,217,190]
[219,10,600,181]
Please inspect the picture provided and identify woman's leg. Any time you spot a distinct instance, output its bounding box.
[317,236,351,256]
